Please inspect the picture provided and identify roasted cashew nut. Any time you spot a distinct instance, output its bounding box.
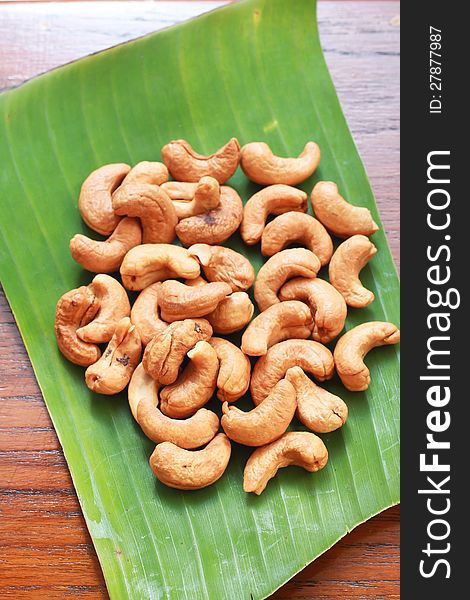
[334,321,400,391]
[250,339,335,405]
[128,364,219,449]
[170,177,220,219]
[279,277,347,344]
[160,181,198,201]
[240,141,320,186]
[285,367,348,433]
[254,248,321,312]
[161,138,240,183]
[261,211,333,266]
[206,292,254,334]
[221,379,296,447]
[208,337,251,403]
[329,234,377,308]
[149,433,231,490]
[130,283,168,346]
[311,181,379,238]
[78,163,130,235]
[241,300,314,356]
[121,161,169,186]
[188,244,255,292]
[243,431,328,495]
[240,184,308,245]
[70,217,142,273]
[158,280,232,322]
[85,317,141,395]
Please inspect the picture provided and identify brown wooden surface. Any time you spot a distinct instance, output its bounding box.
[0,1,400,598]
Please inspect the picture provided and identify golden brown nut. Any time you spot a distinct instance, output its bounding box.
[187,244,255,292]
[85,317,141,395]
[329,235,377,308]
[160,181,198,200]
[243,431,328,495]
[121,161,169,186]
[161,138,240,183]
[175,186,243,247]
[70,217,142,273]
[311,181,379,238]
[112,183,177,244]
[334,321,400,391]
[206,292,254,334]
[130,283,168,346]
[78,163,130,235]
[158,280,232,322]
[120,244,200,291]
[149,433,231,490]
[142,318,212,385]
[208,337,251,403]
[240,141,321,186]
[254,248,321,312]
[250,339,334,405]
[171,177,220,219]
[285,367,348,433]
[240,184,308,245]
[279,277,347,344]
[261,212,333,266]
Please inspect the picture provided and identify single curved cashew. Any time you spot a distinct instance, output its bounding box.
[76,274,130,344]
[285,367,348,433]
[250,339,335,405]
[142,318,212,385]
[149,433,231,490]
[241,300,313,356]
[187,244,255,292]
[261,212,333,266]
[240,185,308,245]
[158,280,232,322]
[70,217,142,273]
[78,163,130,235]
[171,177,220,219]
[221,379,296,447]
[208,338,251,403]
[161,138,240,183]
[254,248,321,312]
[55,286,101,367]
[334,321,400,391]
[85,317,141,395]
[206,292,254,334]
[311,181,379,238]
[175,186,243,247]
[279,277,347,344]
[130,283,168,346]
[128,364,219,449]
[120,244,200,291]
[121,161,169,186]
[243,431,328,495]
[112,183,177,244]
[329,235,377,308]
[240,141,320,186]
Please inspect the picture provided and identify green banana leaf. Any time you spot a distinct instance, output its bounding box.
[0,0,400,598]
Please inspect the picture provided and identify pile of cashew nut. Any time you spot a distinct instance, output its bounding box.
[56,138,400,495]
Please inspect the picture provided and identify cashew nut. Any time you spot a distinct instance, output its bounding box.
[187,244,255,292]
[142,318,212,385]
[85,317,141,395]
[130,283,168,346]
[55,286,101,367]
[161,138,240,183]
[175,186,243,247]
[240,184,308,245]
[241,301,314,356]
[329,234,377,308]
[311,181,379,238]
[121,161,169,186]
[158,280,232,322]
[206,292,254,334]
[78,163,130,235]
[250,339,334,406]
[112,183,178,244]
[149,433,231,490]
[120,244,200,291]
[70,217,142,273]
[171,177,220,219]
[76,274,130,344]
[221,379,296,447]
[254,248,321,312]
[334,321,400,391]
[279,277,347,344]
[128,364,219,449]
[285,367,348,433]
[161,181,198,201]
[243,431,328,495]
[261,212,333,266]
[208,337,251,403]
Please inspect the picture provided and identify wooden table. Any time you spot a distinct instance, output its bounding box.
[0,1,400,598]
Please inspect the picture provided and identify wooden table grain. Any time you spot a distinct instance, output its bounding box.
[0,1,400,598]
